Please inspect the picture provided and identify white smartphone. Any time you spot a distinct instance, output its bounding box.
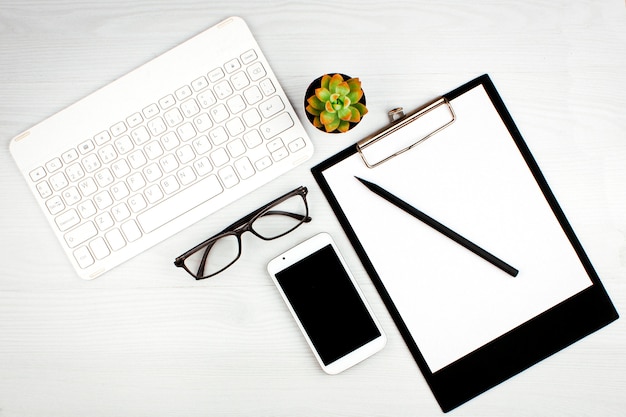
[267,232,386,374]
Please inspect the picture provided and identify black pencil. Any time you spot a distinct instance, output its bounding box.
[355,177,518,277]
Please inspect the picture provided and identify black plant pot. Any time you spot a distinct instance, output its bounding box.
[303,73,366,133]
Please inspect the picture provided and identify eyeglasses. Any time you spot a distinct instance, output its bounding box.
[174,186,311,280]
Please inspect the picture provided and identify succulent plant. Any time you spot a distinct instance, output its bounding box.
[306,74,368,133]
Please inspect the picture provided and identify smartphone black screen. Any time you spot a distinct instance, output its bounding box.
[275,244,381,365]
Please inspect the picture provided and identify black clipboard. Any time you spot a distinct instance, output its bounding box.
[311,74,618,412]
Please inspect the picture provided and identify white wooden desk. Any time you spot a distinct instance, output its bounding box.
[1,1,625,416]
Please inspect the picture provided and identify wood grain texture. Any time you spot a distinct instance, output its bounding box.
[1,1,625,416]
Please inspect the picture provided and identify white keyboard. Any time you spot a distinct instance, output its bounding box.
[10,17,314,280]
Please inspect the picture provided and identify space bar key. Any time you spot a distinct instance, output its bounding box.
[137,175,223,233]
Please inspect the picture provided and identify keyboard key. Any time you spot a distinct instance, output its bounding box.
[197,90,216,108]
[78,177,98,197]
[219,166,239,188]
[191,76,209,92]
[82,154,101,173]
[61,186,82,206]
[111,160,131,178]
[49,172,69,191]
[181,99,200,117]
[137,174,223,233]
[142,103,160,119]
[64,221,98,248]
[209,126,228,146]
[254,156,272,171]
[227,138,246,158]
[242,108,262,127]
[259,79,276,96]
[126,113,143,128]
[243,130,263,148]
[231,72,249,90]
[111,203,131,222]
[121,220,142,242]
[210,148,229,167]
[240,49,257,64]
[160,132,180,151]
[111,121,127,136]
[176,145,196,164]
[94,211,114,229]
[214,80,233,100]
[177,166,197,185]
[208,67,225,82]
[288,137,306,153]
[161,176,180,195]
[147,117,167,136]
[73,246,94,269]
[193,157,212,177]
[159,94,176,109]
[192,136,212,155]
[61,149,79,164]
[175,85,193,101]
[127,172,147,191]
[225,58,241,73]
[90,237,111,260]
[177,123,197,142]
[46,196,65,215]
[259,96,285,119]
[234,157,255,180]
[94,191,113,210]
[66,163,85,182]
[45,157,63,173]
[131,126,151,145]
[111,182,130,201]
[78,139,95,155]
[144,184,164,204]
[226,95,246,114]
[105,228,126,251]
[77,200,96,219]
[114,135,134,154]
[193,113,213,133]
[247,62,266,81]
[128,150,148,169]
[128,194,147,213]
[143,164,163,183]
[31,170,52,191]
[164,108,184,127]
[36,181,53,199]
[243,85,263,105]
[226,117,245,137]
[210,104,230,124]
[260,112,294,139]
[55,209,81,232]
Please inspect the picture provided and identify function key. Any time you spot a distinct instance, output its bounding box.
[241,49,257,64]
[208,67,225,82]
[62,149,79,164]
[45,157,63,173]
[126,113,143,128]
[142,103,160,119]
[159,94,176,110]
[94,130,112,145]
[78,139,95,155]
[29,166,47,182]
[175,85,193,101]
[224,58,241,74]
[110,121,127,137]
[191,76,209,92]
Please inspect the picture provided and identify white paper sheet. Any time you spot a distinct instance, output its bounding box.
[322,85,592,373]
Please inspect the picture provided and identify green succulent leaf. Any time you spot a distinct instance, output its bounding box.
[349,106,361,123]
[315,87,331,102]
[337,107,352,121]
[328,74,344,93]
[325,116,341,132]
[320,74,331,90]
[307,95,325,111]
[335,82,350,97]
[353,102,368,116]
[320,110,337,126]
[337,120,351,133]
[306,104,322,116]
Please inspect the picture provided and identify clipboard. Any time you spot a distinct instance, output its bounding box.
[311,74,618,412]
